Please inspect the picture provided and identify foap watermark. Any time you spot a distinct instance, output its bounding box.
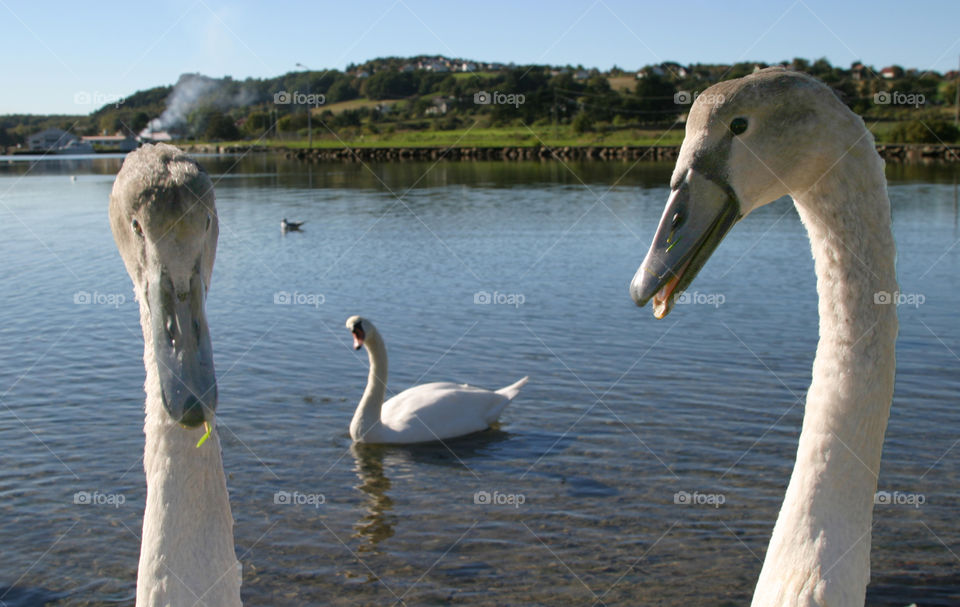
[74,91,125,108]
[274,291,325,308]
[274,90,326,106]
[274,490,325,508]
[875,490,925,508]
[874,290,925,308]
[474,290,525,308]
[873,91,925,108]
[473,90,525,108]
[674,91,725,106]
[73,490,126,508]
[674,291,725,308]
[74,290,126,308]
[673,490,725,508]
[473,489,526,508]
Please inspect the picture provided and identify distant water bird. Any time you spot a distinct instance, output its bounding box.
[109,143,242,606]
[281,218,305,232]
[346,316,528,444]
[630,69,898,606]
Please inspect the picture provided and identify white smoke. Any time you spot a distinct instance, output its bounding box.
[142,74,220,136]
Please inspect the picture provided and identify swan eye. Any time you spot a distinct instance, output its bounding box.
[131,219,143,237]
[730,117,748,136]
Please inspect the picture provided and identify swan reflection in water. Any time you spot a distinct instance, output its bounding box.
[349,429,513,551]
[350,443,397,550]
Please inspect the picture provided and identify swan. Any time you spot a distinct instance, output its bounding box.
[346,316,528,444]
[281,218,304,231]
[630,68,898,606]
[110,143,242,607]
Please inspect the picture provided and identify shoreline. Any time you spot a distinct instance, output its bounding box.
[6,143,958,163]
[178,143,960,163]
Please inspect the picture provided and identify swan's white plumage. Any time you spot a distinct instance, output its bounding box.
[634,69,897,607]
[346,316,527,444]
[111,144,242,607]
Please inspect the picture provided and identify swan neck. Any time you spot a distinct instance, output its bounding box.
[753,147,898,606]
[353,336,388,441]
[135,289,241,606]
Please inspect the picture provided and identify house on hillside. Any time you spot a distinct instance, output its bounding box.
[27,128,78,152]
[661,62,688,78]
[460,62,477,72]
[636,65,665,79]
[880,66,903,79]
[425,97,449,116]
[419,59,449,72]
[850,62,868,81]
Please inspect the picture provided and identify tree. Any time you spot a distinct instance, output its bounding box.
[634,74,678,122]
[244,111,271,136]
[572,111,593,133]
[363,71,416,100]
[204,112,240,141]
[890,119,959,143]
[327,77,358,103]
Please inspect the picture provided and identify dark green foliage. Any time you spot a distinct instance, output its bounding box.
[572,112,594,133]
[890,120,959,143]
[3,56,958,145]
[363,71,417,100]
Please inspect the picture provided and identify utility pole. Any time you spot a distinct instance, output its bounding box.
[296,62,313,149]
[954,55,959,126]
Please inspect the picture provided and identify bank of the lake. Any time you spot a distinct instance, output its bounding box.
[174,142,960,163]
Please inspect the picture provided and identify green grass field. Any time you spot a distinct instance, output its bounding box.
[202,124,688,149]
[191,114,954,151]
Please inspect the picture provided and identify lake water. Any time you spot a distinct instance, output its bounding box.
[0,153,958,606]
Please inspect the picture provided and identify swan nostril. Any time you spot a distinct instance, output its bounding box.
[166,317,176,345]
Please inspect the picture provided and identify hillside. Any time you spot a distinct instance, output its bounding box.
[1,55,958,149]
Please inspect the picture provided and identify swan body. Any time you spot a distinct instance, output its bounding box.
[630,69,897,606]
[346,316,528,444]
[110,143,242,607]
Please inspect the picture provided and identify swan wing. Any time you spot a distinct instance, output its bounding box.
[378,382,508,442]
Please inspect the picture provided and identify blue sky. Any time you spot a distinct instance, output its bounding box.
[2,0,959,115]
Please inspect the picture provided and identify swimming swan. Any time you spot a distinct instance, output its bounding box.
[110,143,242,607]
[346,316,528,444]
[630,69,898,606]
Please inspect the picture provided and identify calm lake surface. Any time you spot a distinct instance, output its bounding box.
[0,153,958,606]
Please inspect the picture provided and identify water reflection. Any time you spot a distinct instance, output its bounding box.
[350,443,396,551]
[349,429,513,551]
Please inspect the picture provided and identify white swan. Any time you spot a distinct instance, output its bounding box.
[346,316,528,444]
[110,143,242,607]
[630,69,898,606]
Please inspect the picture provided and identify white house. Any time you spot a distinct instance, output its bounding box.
[27,128,78,151]
[425,97,449,116]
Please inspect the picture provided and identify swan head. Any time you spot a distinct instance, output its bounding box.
[346,316,379,350]
[110,143,219,427]
[630,68,867,318]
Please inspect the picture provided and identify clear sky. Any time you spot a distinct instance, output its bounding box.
[2,0,959,115]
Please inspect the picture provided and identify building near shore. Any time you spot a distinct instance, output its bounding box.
[27,128,79,152]
[82,133,138,152]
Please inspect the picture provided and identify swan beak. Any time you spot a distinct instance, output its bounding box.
[630,169,740,318]
[148,267,217,427]
[352,328,365,350]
